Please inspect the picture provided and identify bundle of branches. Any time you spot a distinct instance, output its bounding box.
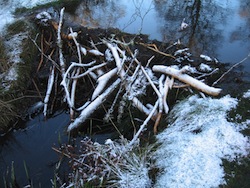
[34,8,221,143]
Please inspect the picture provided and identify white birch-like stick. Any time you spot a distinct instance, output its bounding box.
[162,76,174,114]
[70,69,78,118]
[57,8,66,75]
[43,66,55,117]
[88,49,104,56]
[67,79,121,131]
[153,65,222,96]
[92,68,118,100]
[69,28,82,118]
[132,97,151,116]
[57,8,75,111]
[104,42,126,77]
[141,66,161,96]
[69,28,81,63]
[71,62,106,79]
[128,100,159,147]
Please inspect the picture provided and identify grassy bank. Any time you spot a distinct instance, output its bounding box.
[0,20,39,132]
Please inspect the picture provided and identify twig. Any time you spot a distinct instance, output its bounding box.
[139,42,176,59]
[129,100,159,147]
[29,35,60,70]
[32,79,43,101]
[212,53,250,86]
[37,32,44,72]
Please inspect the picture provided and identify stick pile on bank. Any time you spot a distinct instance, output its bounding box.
[35,8,221,142]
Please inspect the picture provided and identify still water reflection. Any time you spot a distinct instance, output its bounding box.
[66,0,250,71]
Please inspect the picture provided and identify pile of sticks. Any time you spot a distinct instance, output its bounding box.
[35,8,221,145]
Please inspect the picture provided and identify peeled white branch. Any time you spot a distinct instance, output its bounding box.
[153,65,222,96]
[69,28,82,118]
[92,68,118,100]
[70,28,82,64]
[132,97,151,116]
[129,100,159,147]
[57,8,75,113]
[163,76,174,114]
[104,41,126,77]
[43,66,55,117]
[71,62,106,79]
[57,8,66,75]
[67,79,121,131]
[88,49,104,56]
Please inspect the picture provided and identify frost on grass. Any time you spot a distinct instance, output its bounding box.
[60,137,152,188]
[1,32,28,89]
[154,95,249,188]
[0,0,57,32]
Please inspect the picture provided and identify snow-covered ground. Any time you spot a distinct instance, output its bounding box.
[0,0,57,33]
[0,0,57,88]
[243,89,250,98]
[153,95,249,188]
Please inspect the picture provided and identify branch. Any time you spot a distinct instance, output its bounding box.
[128,100,159,147]
[43,66,55,117]
[212,52,250,86]
[92,68,118,100]
[153,65,222,96]
[67,79,121,131]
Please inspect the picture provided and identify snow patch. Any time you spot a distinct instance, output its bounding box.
[154,95,249,188]
[199,63,212,72]
[1,32,28,88]
[0,0,57,33]
[243,90,250,98]
[5,32,28,64]
[200,54,213,61]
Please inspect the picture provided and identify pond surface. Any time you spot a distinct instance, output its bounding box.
[0,0,250,187]
[65,0,250,72]
[0,111,70,186]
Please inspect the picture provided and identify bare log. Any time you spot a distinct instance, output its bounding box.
[152,65,222,96]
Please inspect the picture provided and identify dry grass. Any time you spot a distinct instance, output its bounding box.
[0,37,10,74]
[0,98,17,130]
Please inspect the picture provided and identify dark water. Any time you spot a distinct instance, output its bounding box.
[1,0,250,187]
[0,111,70,187]
[0,110,112,187]
[65,0,250,71]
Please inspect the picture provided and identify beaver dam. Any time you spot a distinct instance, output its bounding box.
[1,2,250,188]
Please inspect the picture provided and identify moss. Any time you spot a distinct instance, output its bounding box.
[221,158,250,188]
